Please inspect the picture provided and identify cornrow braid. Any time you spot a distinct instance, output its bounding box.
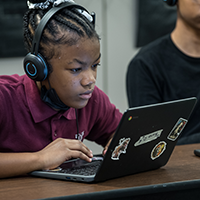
[53,11,85,37]
[68,8,95,37]
[23,4,100,72]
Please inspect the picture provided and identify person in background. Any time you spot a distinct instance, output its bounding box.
[126,0,200,145]
[0,0,122,178]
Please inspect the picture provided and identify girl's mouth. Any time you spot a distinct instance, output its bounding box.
[79,91,93,100]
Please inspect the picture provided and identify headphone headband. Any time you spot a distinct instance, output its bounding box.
[24,2,95,81]
[32,2,93,54]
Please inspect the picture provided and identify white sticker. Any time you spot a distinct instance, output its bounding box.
[111,138,131,160]
[134,129,163,147]
[167,118,188,141]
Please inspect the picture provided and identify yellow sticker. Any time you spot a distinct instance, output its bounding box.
[151,141,166,160]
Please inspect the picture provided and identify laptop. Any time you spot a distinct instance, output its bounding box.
[30,97,197,183]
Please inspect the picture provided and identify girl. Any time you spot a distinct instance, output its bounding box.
[0,0,122,178]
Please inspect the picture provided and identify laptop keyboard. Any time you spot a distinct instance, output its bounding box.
[58,160,102,176]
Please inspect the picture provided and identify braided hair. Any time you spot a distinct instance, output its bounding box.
[23,0,100,73]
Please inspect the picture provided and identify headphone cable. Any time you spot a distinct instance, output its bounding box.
[75,109,80,140]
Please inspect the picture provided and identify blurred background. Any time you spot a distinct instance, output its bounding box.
[0,0,176,153]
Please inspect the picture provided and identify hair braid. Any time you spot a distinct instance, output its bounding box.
[23,4,100,73]
[23,5,99,52]
[70,8,94,37]
[53,14,85,37]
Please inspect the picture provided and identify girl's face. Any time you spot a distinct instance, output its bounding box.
[43,37,100,109]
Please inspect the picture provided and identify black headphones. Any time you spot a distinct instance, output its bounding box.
[163,0,177,6]
[24,2,95,81]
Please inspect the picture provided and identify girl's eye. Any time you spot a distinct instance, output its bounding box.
[92,63,101,69]
[71,68,81,73]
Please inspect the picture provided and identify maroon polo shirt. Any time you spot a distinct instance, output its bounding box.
[0,74,122,153]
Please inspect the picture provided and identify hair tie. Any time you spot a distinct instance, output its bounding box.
[27,0,93,22]
[27,0,75,10]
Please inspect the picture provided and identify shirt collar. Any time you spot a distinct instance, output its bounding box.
[24,75,76,123]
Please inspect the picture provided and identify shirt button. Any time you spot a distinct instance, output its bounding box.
[54,132,57,137]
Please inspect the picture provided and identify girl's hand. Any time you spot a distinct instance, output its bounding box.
[102,132,115,156]
[36,138,93,170]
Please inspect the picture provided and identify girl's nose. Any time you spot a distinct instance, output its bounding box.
[81,70,96,87]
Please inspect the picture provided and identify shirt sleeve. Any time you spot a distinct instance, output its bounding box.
[85,87,123,147]
[0,85,7,127]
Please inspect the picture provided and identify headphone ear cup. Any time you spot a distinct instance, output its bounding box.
[24,53,48,81]
[164,0,177,6]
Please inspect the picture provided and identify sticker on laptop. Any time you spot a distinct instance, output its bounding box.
[151,141,167,160]
[167,118,188,141]
[111,138,131,160]
[134,129,163,147]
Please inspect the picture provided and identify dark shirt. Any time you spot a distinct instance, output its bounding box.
[126,34,200,144]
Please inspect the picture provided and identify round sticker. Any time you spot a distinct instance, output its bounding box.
[151,141,167,160]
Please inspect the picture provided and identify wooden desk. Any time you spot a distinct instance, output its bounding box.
[1,143,200,200]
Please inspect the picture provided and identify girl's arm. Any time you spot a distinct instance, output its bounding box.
[0,138,93,178]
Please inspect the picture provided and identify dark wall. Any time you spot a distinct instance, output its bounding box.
[0,0,177,57]
[0,0,27,58]
[136,0,177,47]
